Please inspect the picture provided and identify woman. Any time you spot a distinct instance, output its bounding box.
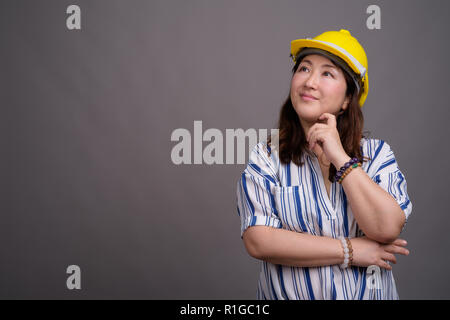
[236,29,413,300]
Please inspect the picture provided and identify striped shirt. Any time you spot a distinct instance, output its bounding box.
[236,137,412,300]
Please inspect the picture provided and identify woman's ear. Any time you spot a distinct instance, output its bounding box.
[338,96,351,115]
[342,95,350,111]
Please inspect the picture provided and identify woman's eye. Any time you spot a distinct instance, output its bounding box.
[298,66,308,72]
[323,71,333,77]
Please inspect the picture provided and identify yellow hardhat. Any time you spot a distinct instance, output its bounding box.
[290,29,369,107]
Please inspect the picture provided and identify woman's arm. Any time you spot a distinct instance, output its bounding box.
[243,226,409,270]
[306,113,408,244]
[243,226,344,267]
[334,155,405,244]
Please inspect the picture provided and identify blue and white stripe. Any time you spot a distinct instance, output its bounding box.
[236,138,413,300]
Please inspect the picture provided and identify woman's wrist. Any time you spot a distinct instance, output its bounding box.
[332,154,351,169]
[337,238,345,263]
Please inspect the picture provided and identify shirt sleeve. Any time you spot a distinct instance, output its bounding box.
[236,142,282,238]
[366,140,413,232]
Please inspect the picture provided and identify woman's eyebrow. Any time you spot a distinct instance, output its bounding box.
[302,59,337,69]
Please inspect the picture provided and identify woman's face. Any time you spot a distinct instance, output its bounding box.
[290,54,350,128]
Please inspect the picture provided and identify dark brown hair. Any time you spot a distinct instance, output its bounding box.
[268,54,371,182]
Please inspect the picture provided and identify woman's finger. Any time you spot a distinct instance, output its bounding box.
[308,131,318,149]
[309,129,326,147]
[307,123,328,142]
[381,252,397,264]
[306,123,323,141]
[379,260,393,271]
[318,113,337,128]
[391,238,407,247]
[383,244,410,256]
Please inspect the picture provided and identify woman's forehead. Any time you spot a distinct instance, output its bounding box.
[300,54,337,68]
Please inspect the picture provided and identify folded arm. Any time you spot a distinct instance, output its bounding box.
[243,226,344,267]
[243,225,409,270]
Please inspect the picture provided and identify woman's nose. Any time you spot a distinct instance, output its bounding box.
[305,71,319,89]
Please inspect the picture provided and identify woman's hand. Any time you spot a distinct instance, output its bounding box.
[350,236,410,270]
[306,112,349,166]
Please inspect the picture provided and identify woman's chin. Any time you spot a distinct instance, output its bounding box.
[297,113,322,123]
[294,106,322,119]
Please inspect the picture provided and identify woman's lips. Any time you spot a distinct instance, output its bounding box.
[301,94,318,101]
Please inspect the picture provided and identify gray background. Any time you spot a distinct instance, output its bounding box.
[2,0,449,299]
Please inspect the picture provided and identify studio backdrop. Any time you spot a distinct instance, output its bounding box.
[2,0,450,299]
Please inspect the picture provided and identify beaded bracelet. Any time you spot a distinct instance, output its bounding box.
[334,157,360,183]
[337,162,362,184]
[339,237,353,268]
[347,238,353,266]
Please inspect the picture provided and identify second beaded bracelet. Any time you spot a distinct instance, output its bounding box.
[337,162,362,184]
[339,237,353,268]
